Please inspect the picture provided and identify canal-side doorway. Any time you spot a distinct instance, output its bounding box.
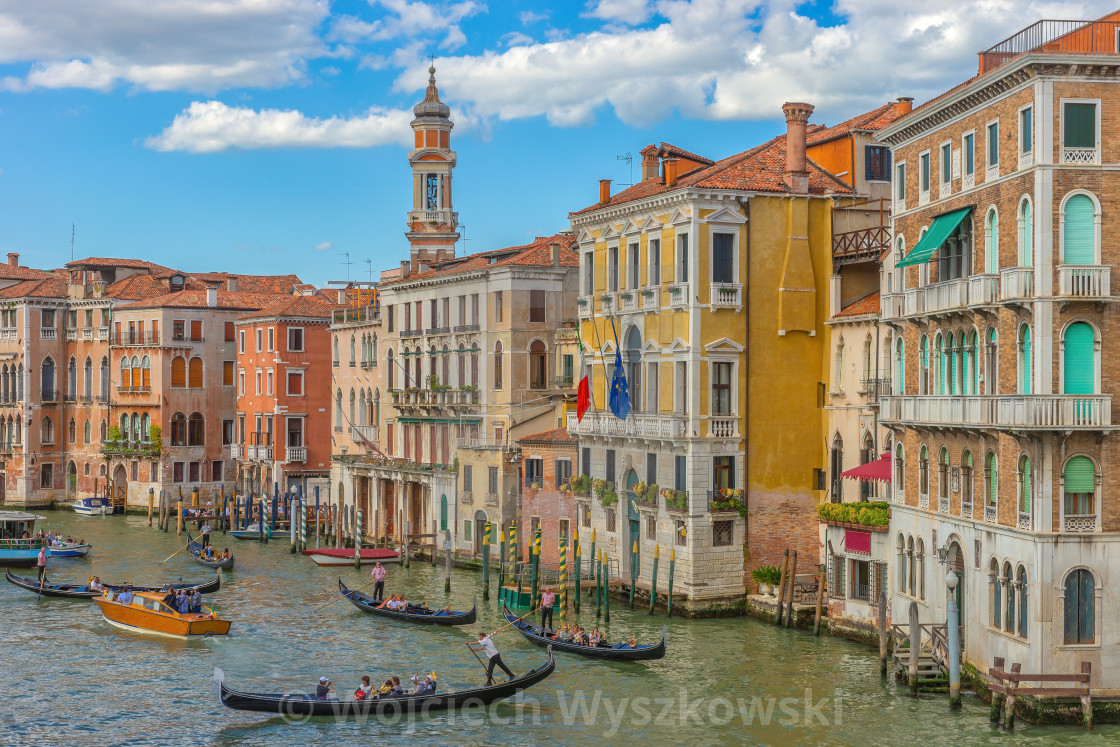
[626,469,640,572]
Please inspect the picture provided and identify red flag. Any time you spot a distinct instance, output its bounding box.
[577,373,590,422]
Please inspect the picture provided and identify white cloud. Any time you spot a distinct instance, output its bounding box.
[501,31,535,47]
[583,0,653,24]
[314,241,333,251]
[518,11,549,25]
[328,0,485,50]
[145,101,414,153]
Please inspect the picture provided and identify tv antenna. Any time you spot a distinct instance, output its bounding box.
[70,223,75,262]
[365,259,373,284]
[341,252,352,282]
[616,152,633,188]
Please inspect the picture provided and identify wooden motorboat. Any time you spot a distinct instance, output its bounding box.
[502,604,667,661]
[216,648,555,717]
[73,497,111,516]
[303,547,400,567]
[229,524,271,541]
[46,542,92,558]
[338,578,475,626]
[187,533,235,570]
[4,570,221,598]
[95,589,231,638]
[0,512,46,566]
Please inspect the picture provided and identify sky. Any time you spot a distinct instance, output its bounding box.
[0,0,1110,287]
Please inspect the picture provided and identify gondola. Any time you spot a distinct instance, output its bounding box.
[502,604,667,661]
[186,533,235,570]
[216,648,555,717]
[338,578,476,626]
[4,569,221,598]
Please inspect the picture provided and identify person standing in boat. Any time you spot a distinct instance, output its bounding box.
[476,631,515,685]
[36,544,47,581]
[189,587,203,613]
[371,561,387,602]
[539,586,556,631]
[200,520,211,549]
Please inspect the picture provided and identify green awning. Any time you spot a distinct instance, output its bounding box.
[896,206,973,267]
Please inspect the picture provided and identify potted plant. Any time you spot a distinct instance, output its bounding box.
[633,481,658,506]
[661,487,688,512]
[593,478,618,507]
[751,565,781,595]
[568,474,592,496]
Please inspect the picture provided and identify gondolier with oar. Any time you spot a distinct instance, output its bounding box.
[36,544,48,582]
[200,520,211,549]
[474,630,515,685]
[371,561,387,602]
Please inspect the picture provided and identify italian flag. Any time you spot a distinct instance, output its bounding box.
[576,326,591,422]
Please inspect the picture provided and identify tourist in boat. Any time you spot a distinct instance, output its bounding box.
[627,637,637,649]
[189,587,203,614]
[89,576,103,592]
[221,548,231,560]
[354,676,372,700]
[162,589,176,609]
[371,561,387,602]
[36,545,47,581]
[117,587,135,605]
[176,590,190,614]
[590,627,602,647]
[539,586,555,631]
[316,677,334,700]
[390,676,403,695]
[200,521,211,548]
[476,631,515,686]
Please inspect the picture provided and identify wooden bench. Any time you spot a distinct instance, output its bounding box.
[988,657,1092,729]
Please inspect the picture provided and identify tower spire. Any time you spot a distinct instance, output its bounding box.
[406,63,458,266]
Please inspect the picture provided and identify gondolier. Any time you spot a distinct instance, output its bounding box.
[200,521,211,548]
[36,545,47,581]
[476,630,515,685]
[539,586,555,631]
[371,562,387,602]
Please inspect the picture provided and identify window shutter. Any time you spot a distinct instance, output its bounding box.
[225,321,235,341]
[989,455,998,505]
[223,361,234,387]
[1062,195,1095,264]
[142,366,151,389]
[171,357,186,387]
[188,358,203,388]
[1063,322,1094,395]
[1064,455,1095,493]
[827,555,836,598]
[865,146,873,181]
[190,320,202,340]
[1022,459,1032,513]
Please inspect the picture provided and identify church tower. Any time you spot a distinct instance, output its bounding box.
[407,65,459,266]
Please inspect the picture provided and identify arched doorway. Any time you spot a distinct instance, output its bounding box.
[67,460,78,499]
[112,464,128,507]
[947,539,966,653]
[625,469,640,571]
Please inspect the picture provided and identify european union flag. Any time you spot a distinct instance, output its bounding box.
[609,347,630,420]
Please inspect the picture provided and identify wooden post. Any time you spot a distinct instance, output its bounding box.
[588,528,596,612]
[220,487,227,533]
[1004,662,1021,729]
[497,528,506,606]
[813,564,827,635]
[559,534,568,626]
[666,547,675,617]
[878,590,888,675]
[176,496,183,536]
[530,528,541,611]
[785,549,798,628]
[258,498,266,543]
[233,491,240,534]
[355,509,363,569]
[404,520,410,568]
[629,539,637,609]
[315,486,321,550]
[595,548,602,618]
[603,551,610,623]
[989,657,1006,722]
[443,529,452,593]
[482,522,492,600]
[192,488,199,508]
[908,601,920,696]
[648,544,659,614]
[1081,662,1093,730]
[147,488,154,526]
[573,527,581,614]
[774,549,789,625]
[432,520,438,566]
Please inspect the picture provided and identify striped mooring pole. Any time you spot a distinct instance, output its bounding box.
[482,522,492,600]
[355,509,363,569]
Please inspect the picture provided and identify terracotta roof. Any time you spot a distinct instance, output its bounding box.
[657,142,714,166]
[0,276,68,299]
[0,263,56,282]
[192,272,303,295]
[66,257,175,273]
[806,102,907,146]
[834,290,881,318]
[572,134,852,215]
[238,296,337,321]
[115,289,284,312]
[388,233,578,284]
[103,273,208,301]
[516,427,578,446]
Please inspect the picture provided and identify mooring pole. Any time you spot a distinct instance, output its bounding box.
[482,522,492,600]
[648,545,660,615]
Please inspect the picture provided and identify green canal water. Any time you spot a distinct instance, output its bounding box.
[6,511,1119,746]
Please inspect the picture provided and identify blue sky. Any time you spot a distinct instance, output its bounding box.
[0,0,1108,286]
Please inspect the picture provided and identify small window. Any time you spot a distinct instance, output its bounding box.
[554,458,571,488]
[529,290,545,323]
[238,330,245,353]
[711,362,732,415]
[287,370,305,396]
[40,463,53,488]
[648,238,661,285]
[288,327,304,352]
[267,327,275,351]
[1063,102,1097,149]
[986,121,999,166]
[675,519,686,546]
[940,142,951,184]
[189,461,200,482]
[189,320,202,341]
[256,329,263,352]
[676,233,689,283]
[919,152,930,192]
[224,321,235,341]
[963,132,975,175]
[525,457,543,488]
[223,361,234,386]
[865,145,890,181]
[1019,107,1033,153]
[173,462,184,482]
[606,508,616,533]
[463,465,473,492]
[896,163,906,201]
[713,520,733,546]
[488,466,498,495]
[173,320,185,341]
[712,233,734,284]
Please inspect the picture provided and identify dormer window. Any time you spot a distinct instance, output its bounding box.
[170,274,184,292]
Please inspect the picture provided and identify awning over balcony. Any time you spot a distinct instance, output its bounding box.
[896,206,973,267]
[840,455,892,483]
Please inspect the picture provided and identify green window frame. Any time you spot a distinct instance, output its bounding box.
[1019,107,1033,153]
[920,152,930,192]
[963,132,975,175]
[1018,455,1031,513]
[1062,194,1096,264]
[986,121,999,166]
[1063,456,1096,516]
[1019,325,1032,395]
[896,163,906,200]
[1063,102,1097,149]
[986,452,998,506]
[1063,569,1095,644]
[940,142,952,184]
[440,494,448,531]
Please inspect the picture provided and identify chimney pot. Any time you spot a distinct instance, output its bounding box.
[226,276,238,293]
[206,287,218,308]
[782,101,815,194]
[895,96,914,115]
[640,145,659,181]
[337,289,345,305]
[7,253,18,268]
[664,158,680,187]
[599,179,612,204]
[550,242,561,266]
[400,260,411,279]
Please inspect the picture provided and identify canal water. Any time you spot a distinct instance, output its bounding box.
[5,511,1118,746]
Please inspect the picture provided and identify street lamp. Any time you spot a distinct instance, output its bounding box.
[945,564,962,709]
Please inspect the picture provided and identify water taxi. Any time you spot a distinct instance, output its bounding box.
[73,496,111,516]
[94,589,231,638]
[0,511,46,566]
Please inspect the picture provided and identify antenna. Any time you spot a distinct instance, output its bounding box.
[616,152,633,188]
[365,259,373,284]
[458,225,470,255]
[70,223,75,262]
[341,252,352,282]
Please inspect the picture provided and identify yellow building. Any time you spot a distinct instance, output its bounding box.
[567,103,851,611]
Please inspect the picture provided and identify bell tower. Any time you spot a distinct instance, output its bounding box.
[407,65,458,266]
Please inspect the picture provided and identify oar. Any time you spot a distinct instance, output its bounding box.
[311,580,377,612]
[464,641,488,675]
[161,541,192,563]
[37,569,46,600]
[488,607,537,638]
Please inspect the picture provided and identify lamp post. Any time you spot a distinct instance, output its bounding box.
[946,570,961,709]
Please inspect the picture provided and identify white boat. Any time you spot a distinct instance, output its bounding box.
[73,497,111,516]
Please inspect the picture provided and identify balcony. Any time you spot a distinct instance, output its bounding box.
[41,388,58,404]
[0,329,15,341]
[286,446,307,463]
[399,329,422,338]
[66,329,77,342]
[97,326,109,340]
[962,172,976,190]
[1063,513,1097,533]
[710,283,742,311]
[667,284,688,310]
[81,328,93,341]
[618,291,638,313]
[968,274,1000,306]
[923,278,968,314]
[453,323,480,332]
[708,417,739,438]
[1062,147,1100,165]
[880,394,1112,430]
[331,306,379,326]
[599,291,617,311]
[985,505,998,524]
[833,224,890,261]
[1017,511,1032,531]
[426,326,451,335]
[881,292,905,320]
[40,328,56,341]
[980,19,1120,74]
[640,286,660,311]
[1000,267,1034,301]
[577,296,593,320]
[903,287,924,315]
[456,437,508,451]
[554,375,574,389]
[1058,265,1110,299]
[566,411,686,440]
[230,444,242,459]
[113,332,161,347]
[408,209,458,225]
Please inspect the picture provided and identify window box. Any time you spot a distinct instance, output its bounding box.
[661,487,689,512]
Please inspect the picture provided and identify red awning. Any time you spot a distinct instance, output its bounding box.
[840,455,892,483]
[845,529,871,555]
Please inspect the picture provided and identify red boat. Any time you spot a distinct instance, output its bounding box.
[302,547,400,567]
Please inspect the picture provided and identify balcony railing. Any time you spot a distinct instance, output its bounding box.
[1000,267,1034,301]
[618,292,638,313]
[41,388,57,403]
[640,286,660,311]
[1062,147,1100,165]
[962,172,976,190]
[968,274,999,306]
[881,292,905,320]
[399,329,423,338]
[903,287,924,315]
[350,425,379,446]
[1058,265,1110,298]
[577,296,593,320]
[331,306,379,325]
[985,505,999,524]
[81,328,93,341]
[1017,511,1033,530]
[113,332,161,346]
[97,326,109,340]
[456,437,508,450]
[924,278,968,314]
[667,284,687,310]
[286,446,307,463]
[833,224,890,259]
[1063,513,1097,532]
[230,444,242,459]
[1018,151,1033,169]
[860,377,892,403]
[554,375,574,388]
[709,417,738,438]
[567,411,686,439]
[710,283,742,310]
[426,326,450,335]
[40,328,56,341]
[453,323,480,332]
[66,329,77,342]
[979,19,1120,74]
[0,329,16,341]
[880,394,1111,429]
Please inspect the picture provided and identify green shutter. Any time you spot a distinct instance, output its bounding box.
[440,495,448,531]
[986,211,998,272]
[1063,322,1095,395]
[1021,201,1033,266]
[1021,327,1032,394]
[970,332,980,394]
[1064,103,1096,148]
[1063,195,1095,264]
[1021,457,1031,513]
[988,454,998,505]
[1064,455,1095,493]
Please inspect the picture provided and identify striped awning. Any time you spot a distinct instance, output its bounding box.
[897,206,973,267]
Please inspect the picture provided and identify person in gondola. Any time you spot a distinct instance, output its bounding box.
[354,676,372,700]
[370,561,387,602]
[89,576,103,592]
[316,677,334,700]
[590,627,603,647]
[476,631,515,686]
[200,521,211,549]
[221,548,231,560]
[36,545,47,582]
[390,676,403,695]
[539,586,555,631]
[626,637,637,649]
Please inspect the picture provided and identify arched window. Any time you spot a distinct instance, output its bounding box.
[1,364,7,403]
[350,335,356,365]
[626,327,642,409]
[335,389,343,426]
[120,413,129,442]
[83,356,92,399]
[862,334,873,382]
[933,332,944,395]
[961,450,974,512]
[1062,193,1097,264]
[1064,569,1095,644]
[1017,566,1028,639]
[918,335,929,394]
[990,558,1002,628]
[349,388,356,424]
[985,328,998,395]
[833,335,845,392]
[829,433,844,501]
[1063,455,1096,523]
[41,416,53,444]
[141,355,151,390]
[170,412,186,446]
[68,418,76,444]
[938,447,949,506]
[1063,322,1097,399]
[83,419,91,444]
[188,413,204,445]
[897,534,907,592]
[529,340,547,390]
[358,390,367,426]
[1018,324,1032,394]
[141,413,150,441]
[188,357,203,388]
[984,206,999,273]
[985,451,998,509]
[171,356,186,387]
[41,356,55,399]
[916,537,925,599]
[440,494,448,531]
[471,349,478,388]
[894,337,905,395]
[100,357,109,398]
[967,329,979,394]
[67,357,76,399]
[458,344,466,388]
[919,445,929,499]
[1018,454,1032,517]
[493,341,504,390]
[1004,561,1016,633]
[1017,197,1033,266]
[954,330,966,395]
[374,389,381,426]
[99,420,106,442]
[130,412,140,444]
[386,349,395,389]
[907,536,915,596]
[333,336,339,365]
[893,442,905,496]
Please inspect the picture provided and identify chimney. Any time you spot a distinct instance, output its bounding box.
[400,260,411,279]
[640,145,659,181]
[895,96,914,116]
[664,158,680,187]
[782,101,815,194]
[550,242,561,267]
[337,289,346,305]
[206,287,218,308]
[599,179,612,204]
[226,276,238,293]
[7,253,17,268]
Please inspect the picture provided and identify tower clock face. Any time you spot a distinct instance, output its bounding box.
[426,174,439,210]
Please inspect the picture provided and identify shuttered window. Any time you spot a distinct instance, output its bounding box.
[190,320,202,341]
[986,453,998,506]
[188,357,203,388]
[1019,456,1031,513]
[1019,200,1033,266]
[1062,194,1095,264]
[141,358,151,390]
[712,233,734,284]
[120,357,131,389]
[1064,456,1096,516]
[985,209,998,273]
[171,356,186,387]
[1064,569,1095,644]
[223,361,234,386]
[865,145,890,181]
[225,321,235,341]
[1063,102,1096,148]
[1019,326,1032,395]
[1063,322,1095,395]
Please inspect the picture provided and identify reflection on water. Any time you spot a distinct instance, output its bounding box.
[5,512,1118,746]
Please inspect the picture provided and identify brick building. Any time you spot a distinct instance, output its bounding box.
[877,14,1120,689]
[517,428,578,566]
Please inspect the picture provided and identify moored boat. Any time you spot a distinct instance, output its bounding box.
[73,496,111,516]
[216,648,555,717]
[5,569,222,598]
[95,589,231,638]
[0,512,47,566]
[502,604,667,661]
[338,578,475,625]
[187,533,235,570]
[229,524,271,541]
[303,547,400,566]
[47,542,92,558]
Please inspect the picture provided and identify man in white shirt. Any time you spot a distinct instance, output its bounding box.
[476,631,515,685]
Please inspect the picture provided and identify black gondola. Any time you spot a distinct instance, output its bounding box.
[338,578,476,626]
[502,604,667,661]
[216,648,555,717]
[4,569,221,599]
[186,533,235,570]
